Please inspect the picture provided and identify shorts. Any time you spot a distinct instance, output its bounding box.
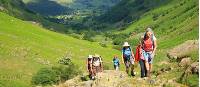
[124,57,134,68]
[143,51,154,64]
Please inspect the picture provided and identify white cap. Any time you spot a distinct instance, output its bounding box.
[88,55,93,59]
[123,42,130,47]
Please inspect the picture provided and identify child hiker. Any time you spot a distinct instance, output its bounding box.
[113,55,120,70]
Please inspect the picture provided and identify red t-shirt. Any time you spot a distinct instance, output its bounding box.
[143,38,153,52]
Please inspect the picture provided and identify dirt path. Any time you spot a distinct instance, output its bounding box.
[56,70,187,87]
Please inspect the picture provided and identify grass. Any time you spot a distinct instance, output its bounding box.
[0,12,121,87]
[112,0,198,86]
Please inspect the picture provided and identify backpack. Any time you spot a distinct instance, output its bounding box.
[92,57,101,66]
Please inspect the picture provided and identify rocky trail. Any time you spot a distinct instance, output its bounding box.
[56,70,186,87]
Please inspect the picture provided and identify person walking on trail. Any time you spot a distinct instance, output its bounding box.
[92,54,103,79]
[142,28,157,78]
[135,36,147,78]
[121,42,135,76]
[86,55,94,80]
[113,55,120,70]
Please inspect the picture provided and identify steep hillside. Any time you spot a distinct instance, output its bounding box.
[84,0,171,31]
[118,0,198,48]
[113,0,199,86]
[0,12,120,87]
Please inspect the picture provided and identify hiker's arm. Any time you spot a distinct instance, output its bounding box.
[153,40,157,54]
[121,52,124,64]
[132,51,135,60]
[101,62,103,71]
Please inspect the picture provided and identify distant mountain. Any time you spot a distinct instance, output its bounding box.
[22,0,121,16]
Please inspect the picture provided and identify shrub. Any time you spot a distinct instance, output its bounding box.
[32,67,59,86]
[53,64,81,82]
[32,56,81,86]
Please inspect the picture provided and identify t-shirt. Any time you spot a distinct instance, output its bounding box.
[143,35,156,51]
[93,57,102,66]
[113,58,119,66]
[122,48,131,56]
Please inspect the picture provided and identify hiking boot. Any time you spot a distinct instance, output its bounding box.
[91,76,95,80]
[131,71,135,76]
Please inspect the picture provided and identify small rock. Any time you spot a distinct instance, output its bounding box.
[191,62,199,74]
[178,58,191,67]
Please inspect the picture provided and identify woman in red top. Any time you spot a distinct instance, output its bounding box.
[142,28,157,78]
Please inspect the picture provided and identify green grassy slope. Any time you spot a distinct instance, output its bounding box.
[115,0,198,86]
[118,0,198,49]
[0,12,120,87]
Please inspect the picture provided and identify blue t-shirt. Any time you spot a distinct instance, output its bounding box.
[122,48,131,56]
[113,58,119,66]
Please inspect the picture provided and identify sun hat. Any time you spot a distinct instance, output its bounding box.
[123,42,130,47]
[88,55,93,59]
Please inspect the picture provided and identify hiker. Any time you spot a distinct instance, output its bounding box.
[86,55,93,79]
[113,55,120,70]
[121,42,135,76]
[135,36,147,78]
[142,28,157,78]
[92,54,103,79]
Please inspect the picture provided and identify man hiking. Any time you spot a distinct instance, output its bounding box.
[121,42,135,76]
[92,54,103,80]
[86,55,94,79]
[113,55,120,70]
[142,28,157,78]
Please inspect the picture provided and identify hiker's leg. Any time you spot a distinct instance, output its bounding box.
[116,66,119,71]
[93,66,97,76]
[139,59,145,78]
[149,63,152,78]
[114,65,116,70]
[145,60,150,77]
[124,61,129,74]
[144,60,147,77]
[131,64,135,76]
[149,64,152,72]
